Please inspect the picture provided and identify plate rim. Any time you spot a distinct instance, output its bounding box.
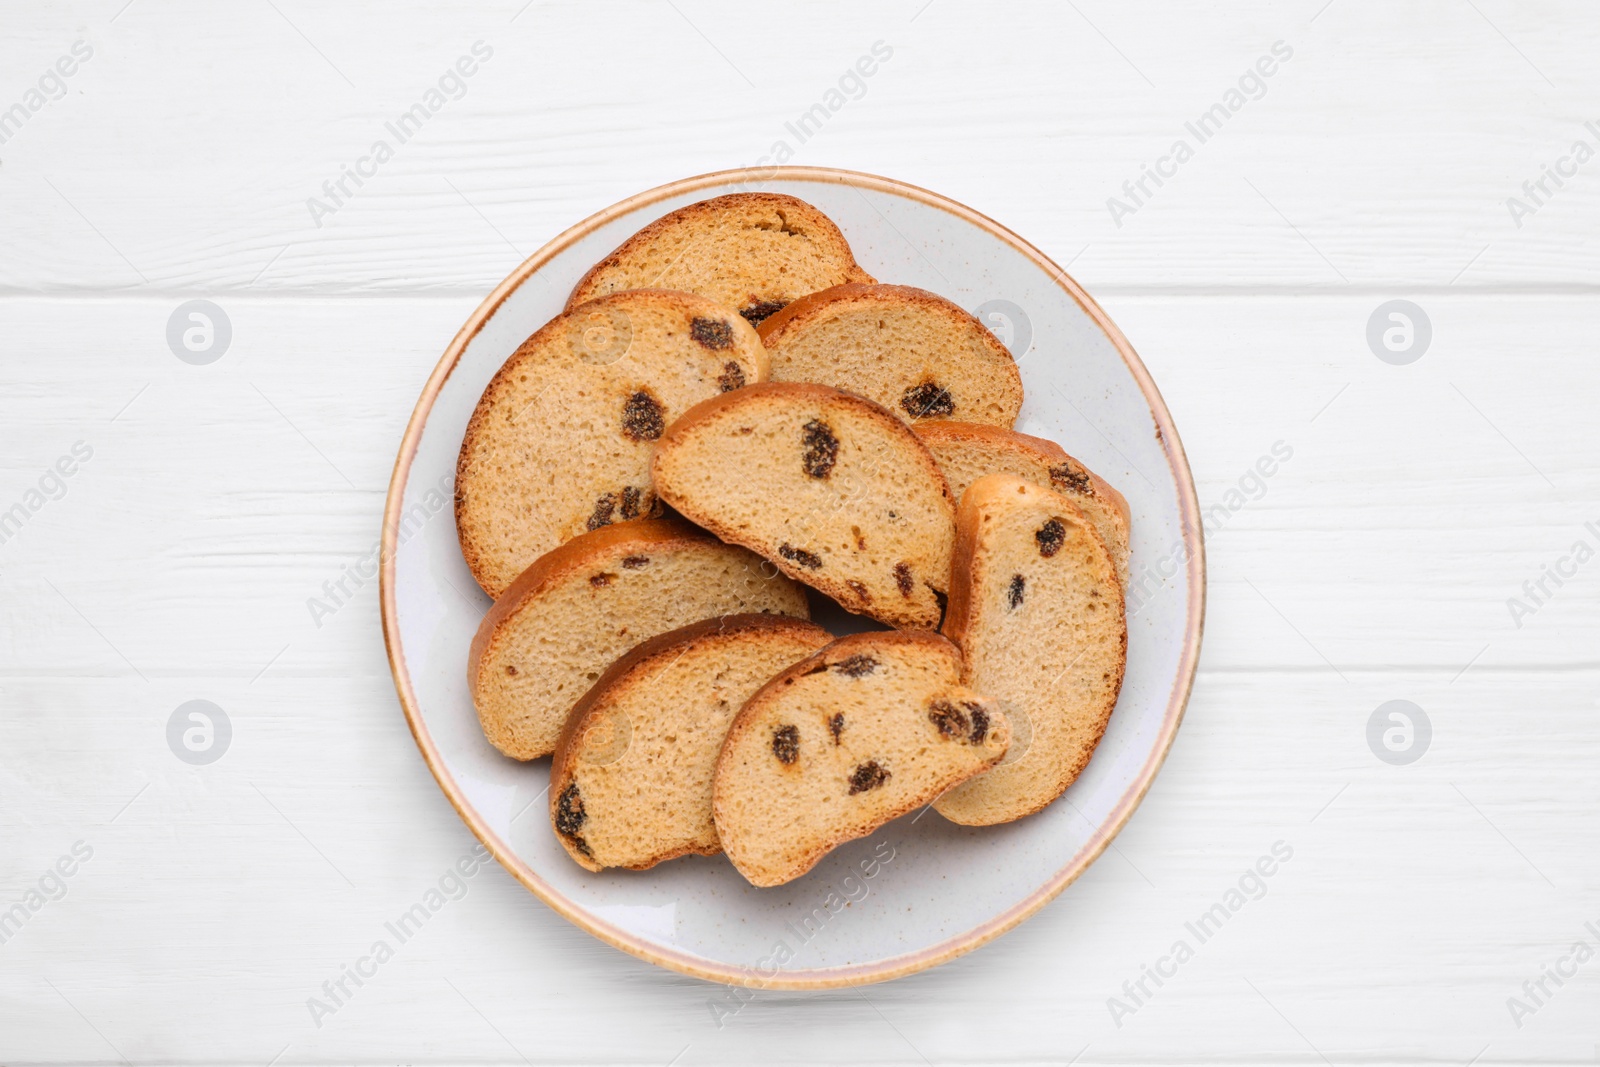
[379,165,1206,989]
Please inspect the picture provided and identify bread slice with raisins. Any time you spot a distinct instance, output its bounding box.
[714,631,1009,887]
[933,474,1126,826]
[758,284,1023,427]
[468,519,809,760]
[567,193,874,327]
[651,383,955,629]
[549,614,831,872]
[456,289,768,597]
[915,421,1131,586]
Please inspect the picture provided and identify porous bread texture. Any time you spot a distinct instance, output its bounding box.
[468,519,809,761]
[549,614,831,872]
[566,193,874,326]
[713,631,1009,887]
[652,383,956,629]
[456,289,768,597]
[915,421,1132,586]
[933,474,1127,826]
[758,284,1023,428]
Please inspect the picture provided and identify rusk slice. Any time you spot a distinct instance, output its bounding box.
[933,475,1126,826]
[651,383,956,629]
[758,284,1023,427]
[714,631,1009,887]
[915,421,1131,585]
[468,519,809,760]
[549,614,831,872]
[567,193,874,326]
[456,289,767,597]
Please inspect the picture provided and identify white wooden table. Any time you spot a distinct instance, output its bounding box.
[3,1,1597,1063]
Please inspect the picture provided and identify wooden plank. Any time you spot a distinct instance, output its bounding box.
[0,2,1598,293]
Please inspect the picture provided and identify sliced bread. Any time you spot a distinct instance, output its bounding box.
[468,519,809,760]
[567,193,874,326]
[933,474,1126,826]
[714,631,1009,886]
[758,284,1023,427]
[651,382,956,629]
[456,289,768,597]
[915,421,1132,585]
[549,614,831,872]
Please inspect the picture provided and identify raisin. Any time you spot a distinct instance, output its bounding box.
[848,760,890,794]
[505,665,518,676]
[893,562,914,597]
[801,419,839,479]
[964,702,990,744]
[772,725,800,764]
[690,316,735,350]
[621,390,665,441]
[778,543,823,569]
[900,381,955,419]
[569,836,593,858]
[834,654,878,677]
[739,298,787,325]
[1049,462,1091,495]
[845,579,871,603]
[1007,573,1025,609]
[586,493,616,530]
[828,713,845,743]
[619,486,643,520]
[621,555,650,569]
[555,783,586,837]
[1036,518,1066,557]
[928,699,969,740]
[717,360,746,392]
[589,572,614,587]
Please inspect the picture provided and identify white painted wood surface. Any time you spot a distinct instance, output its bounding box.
[1,1,1596,1063]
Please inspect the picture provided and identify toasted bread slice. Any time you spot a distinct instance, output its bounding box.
[714,631,1009,886]
[933,475,1126,826]
[468,519,809,760]
[549,615,831,872]
[567,193,874,326]
[651,383,955,629]
[456,289,768,596]
[758,284,1023,427]
[915,421,1131,586]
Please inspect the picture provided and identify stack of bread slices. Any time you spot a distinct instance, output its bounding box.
[455,192,1129,887]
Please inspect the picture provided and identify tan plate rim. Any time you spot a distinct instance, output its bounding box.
[378,166,1207,990]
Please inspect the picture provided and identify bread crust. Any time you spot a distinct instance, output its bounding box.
[937,474,1127,825]
[915,420,1131,585]
[652,382,955,628]
[712,631,1003,886]
[549,613,831,872]
[914,421,1130,530]
[751,282,942,339]
[455,289,768,596]
[566,193,874,311]
[757,283,1024,427]
[467,517,714,705]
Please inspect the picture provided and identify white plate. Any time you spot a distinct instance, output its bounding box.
[380,167,1204,988]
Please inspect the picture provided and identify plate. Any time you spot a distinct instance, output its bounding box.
[380,167,1204,988]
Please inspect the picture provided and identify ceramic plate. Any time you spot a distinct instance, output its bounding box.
[380,167,1204,988]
